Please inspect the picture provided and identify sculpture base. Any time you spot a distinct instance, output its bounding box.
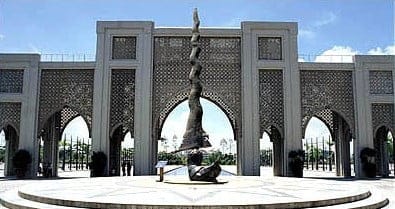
[187,150,221,182]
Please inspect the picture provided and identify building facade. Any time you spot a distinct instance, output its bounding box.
[0,21,394,178]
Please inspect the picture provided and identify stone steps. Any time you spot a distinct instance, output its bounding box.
[0,189,84,209]
[0,176,391,209]
[311,188,389,209]
[0,189,389,209]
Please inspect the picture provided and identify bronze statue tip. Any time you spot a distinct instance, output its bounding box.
[193,8,199,24]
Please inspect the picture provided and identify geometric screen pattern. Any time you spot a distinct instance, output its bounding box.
[369,71,393,94]
[372,103,394,132]
[38,69,94,133]
[0,102,21,133]
[153,37,241,139]
[258,37,282,60]
[0,69,24,93]
[60,107,80,133]
[300,70,355,135]
[112,36,137,60]
[110,69,135,136]
[312,109,334,137]
[258,70,284,136]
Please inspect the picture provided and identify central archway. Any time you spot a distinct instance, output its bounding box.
[158,98,236,174]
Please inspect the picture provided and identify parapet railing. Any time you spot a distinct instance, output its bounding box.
[298,54,354,63]
[40,54,96,62]
[39,53,355,63]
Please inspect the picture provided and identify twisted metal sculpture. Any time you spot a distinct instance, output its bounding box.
[176,9,221,182]
[179,8,211,152]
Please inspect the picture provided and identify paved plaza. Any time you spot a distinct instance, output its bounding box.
[1,166,394,208]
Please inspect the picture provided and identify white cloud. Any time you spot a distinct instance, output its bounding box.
[315,45,358,63]
[367,45,395,55]
[314,12,337,27]
[221,16,244,27]
[298,57,306,62]
[28,43,41,53]
[299,29,315,39]
[0,34,4,41]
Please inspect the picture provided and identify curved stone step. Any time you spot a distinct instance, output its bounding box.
[311,189,389,209]
[18,177,371,209]
[0,189,83,209]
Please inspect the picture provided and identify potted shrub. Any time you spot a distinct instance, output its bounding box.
[360,147,376,178]
[12,149,32,178]
[90,151,107,177]
[288,149,305,177]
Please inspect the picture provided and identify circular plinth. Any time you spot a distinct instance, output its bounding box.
[17,176,370,209]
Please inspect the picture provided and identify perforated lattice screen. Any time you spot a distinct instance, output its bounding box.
[372,103,394,132]
[112,36,137,60]
[0,102,21,133]
[153,37,241,139]
[38,69,94,133]
[369,71,393,94]
[60,107,80,132]
[258,37,282,60]
[0,69,24,93]
[258,70,284,136]
[301,70,355,135]
[110,69,135,136]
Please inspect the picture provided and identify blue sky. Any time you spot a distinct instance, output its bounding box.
[0,1,393,151]
[0,0,393,56]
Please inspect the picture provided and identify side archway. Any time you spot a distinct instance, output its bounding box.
[1,125,19,176]
[374,126,393,177]
[260,126,283,176]
[303,109,354,177]
[39,106,91,177]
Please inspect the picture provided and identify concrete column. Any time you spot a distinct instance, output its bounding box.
[240,22,260,176]
[93,21,154,176]
[92,27,108,149]
[241,22,299,176]
[273,138,283,176]
[133,25,154,175]
[283,30,301,176]
[354,56,374,177]
[92,24,111,175]
[42,112,60,177]
[7,54,41,178]
[4,139,11,176]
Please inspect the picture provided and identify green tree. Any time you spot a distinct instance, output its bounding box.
[203,151,236,165]
[0,146,5,162]
[157,151,185,165]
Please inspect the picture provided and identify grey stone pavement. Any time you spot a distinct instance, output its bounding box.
[0,164,394,208]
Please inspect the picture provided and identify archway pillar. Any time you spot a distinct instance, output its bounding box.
[93,22,154,176]
[334,117,351,177]
[241,22,299,176]
[42,112,61,177]
[0,54,41,178]
[272,138,283,176]
[354,56,374,177]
